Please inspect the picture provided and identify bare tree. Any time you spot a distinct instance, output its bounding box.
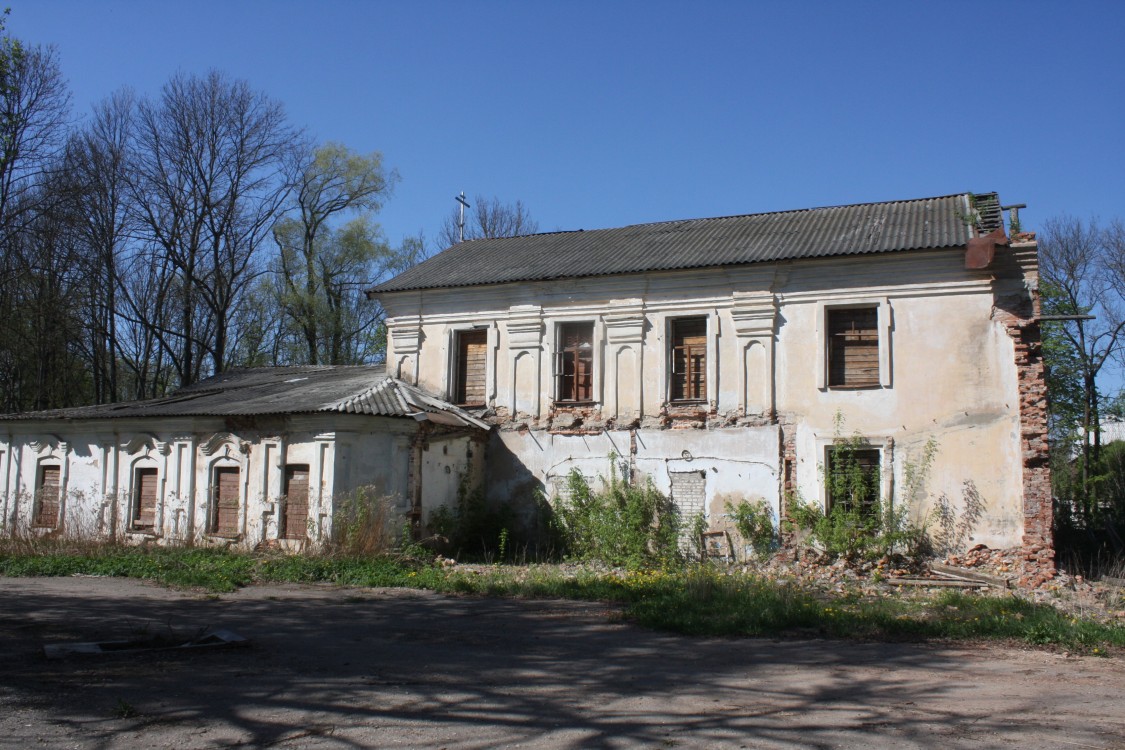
[1040,216,1125,501]
[0,39,70,253]
[125,71,295,385]
[437,194,538,248]
[64,89,135,402]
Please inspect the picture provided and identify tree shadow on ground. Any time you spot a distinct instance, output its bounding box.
[0,578,1122,750]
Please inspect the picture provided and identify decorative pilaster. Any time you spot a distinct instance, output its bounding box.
[730,292,777,417]
[506,305,544,418]
[604,298,645,421]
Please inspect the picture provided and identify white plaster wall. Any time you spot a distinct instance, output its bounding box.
[781,291,1025,548]
[0,414,425,549]
[487,426,780,525]
[383,245,1032,547]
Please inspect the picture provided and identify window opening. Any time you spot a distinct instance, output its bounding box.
[555,322,594,402]
[34,464,60,528]
[826,447,881,516]
[454,329,488,406]
[282,465,310,540]
[211,466,240,536]
[670,317,707,401]
[827,307,879,387]
[132,467,158,531]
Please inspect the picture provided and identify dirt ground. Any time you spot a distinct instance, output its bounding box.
[1,577,1124,750]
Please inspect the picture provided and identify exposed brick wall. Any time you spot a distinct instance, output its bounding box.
[778,421,798,551]
[670,470,706,518]
[993,245,1055,582]
[1004,311,1055,581]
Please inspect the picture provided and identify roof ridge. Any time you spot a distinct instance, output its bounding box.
[370,191,987,295]
[450,192,974,243]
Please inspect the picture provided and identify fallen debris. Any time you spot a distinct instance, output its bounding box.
[930,563,1012,589]
[44,628,248,659]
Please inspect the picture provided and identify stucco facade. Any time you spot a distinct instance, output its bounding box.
[0,369,488,548]
[378,229,1047,555]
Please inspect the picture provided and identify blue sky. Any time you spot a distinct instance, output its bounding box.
[9,0,1125,251]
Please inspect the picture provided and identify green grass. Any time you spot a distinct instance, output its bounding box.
[2,546,1122,654]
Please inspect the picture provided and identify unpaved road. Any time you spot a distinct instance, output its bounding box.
[1,577,1123,749]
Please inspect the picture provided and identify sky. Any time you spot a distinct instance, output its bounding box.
[8,0,1125,252]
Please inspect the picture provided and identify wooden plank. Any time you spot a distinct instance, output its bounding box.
[134,468,158,529]
[888,578,987,588]
[283,465,309,540]
[930,563,1012,589]
[457,330,488,405]
[213,467,240,535]
[35,465,60,527]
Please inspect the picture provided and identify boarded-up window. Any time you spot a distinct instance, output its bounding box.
[826,447,881,516]
[34,464,60,528]
[827,307,879,387]
[282,464,310,540]
[454,329,488,405]
[670,317,707,401]
[211,466,240,536]
[132,467,158,530]
[555,322,594,402]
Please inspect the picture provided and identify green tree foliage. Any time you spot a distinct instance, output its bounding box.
[268,143,419,365]
[1039,216,1125,567]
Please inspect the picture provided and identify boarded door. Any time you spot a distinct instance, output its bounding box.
[34,465,60,528]
[283,465,310,540]
[212,467,240,535]
[133,467,158,530]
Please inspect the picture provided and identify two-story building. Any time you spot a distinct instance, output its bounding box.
[369,192,1052,565]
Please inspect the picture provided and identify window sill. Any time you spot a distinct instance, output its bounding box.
[826,384,882,391]
[207,533,241,541]
[553,401,597,407]
[668,399,708,405]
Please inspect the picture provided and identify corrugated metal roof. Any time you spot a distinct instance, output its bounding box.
[0,366,489,429]
[370,192,989,294]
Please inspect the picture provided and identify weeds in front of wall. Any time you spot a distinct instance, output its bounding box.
[723,496,776,559]
[551,462,684,570]
[328,486,400,557]
[0,489,123,554]
[787,428,934,568]
[426,476,520,562]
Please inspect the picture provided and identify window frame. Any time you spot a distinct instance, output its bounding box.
[816,299,892,390]
[824,445,883,517]
[33,462,61,529]
[553,321,596,404]
[668,316,709,403]
[209,464,242,537]
[451,327,489,407]
[130,465,160,533]
[281,463,311,541]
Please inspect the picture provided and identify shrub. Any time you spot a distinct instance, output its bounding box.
[329,486,400,556]
[787,431,931,566]
[724,497,776,558]
[425,477,522,562]
[552,467,683,569]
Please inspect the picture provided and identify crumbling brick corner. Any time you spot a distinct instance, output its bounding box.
[997,264,1055,584]
[777,420,798,556]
